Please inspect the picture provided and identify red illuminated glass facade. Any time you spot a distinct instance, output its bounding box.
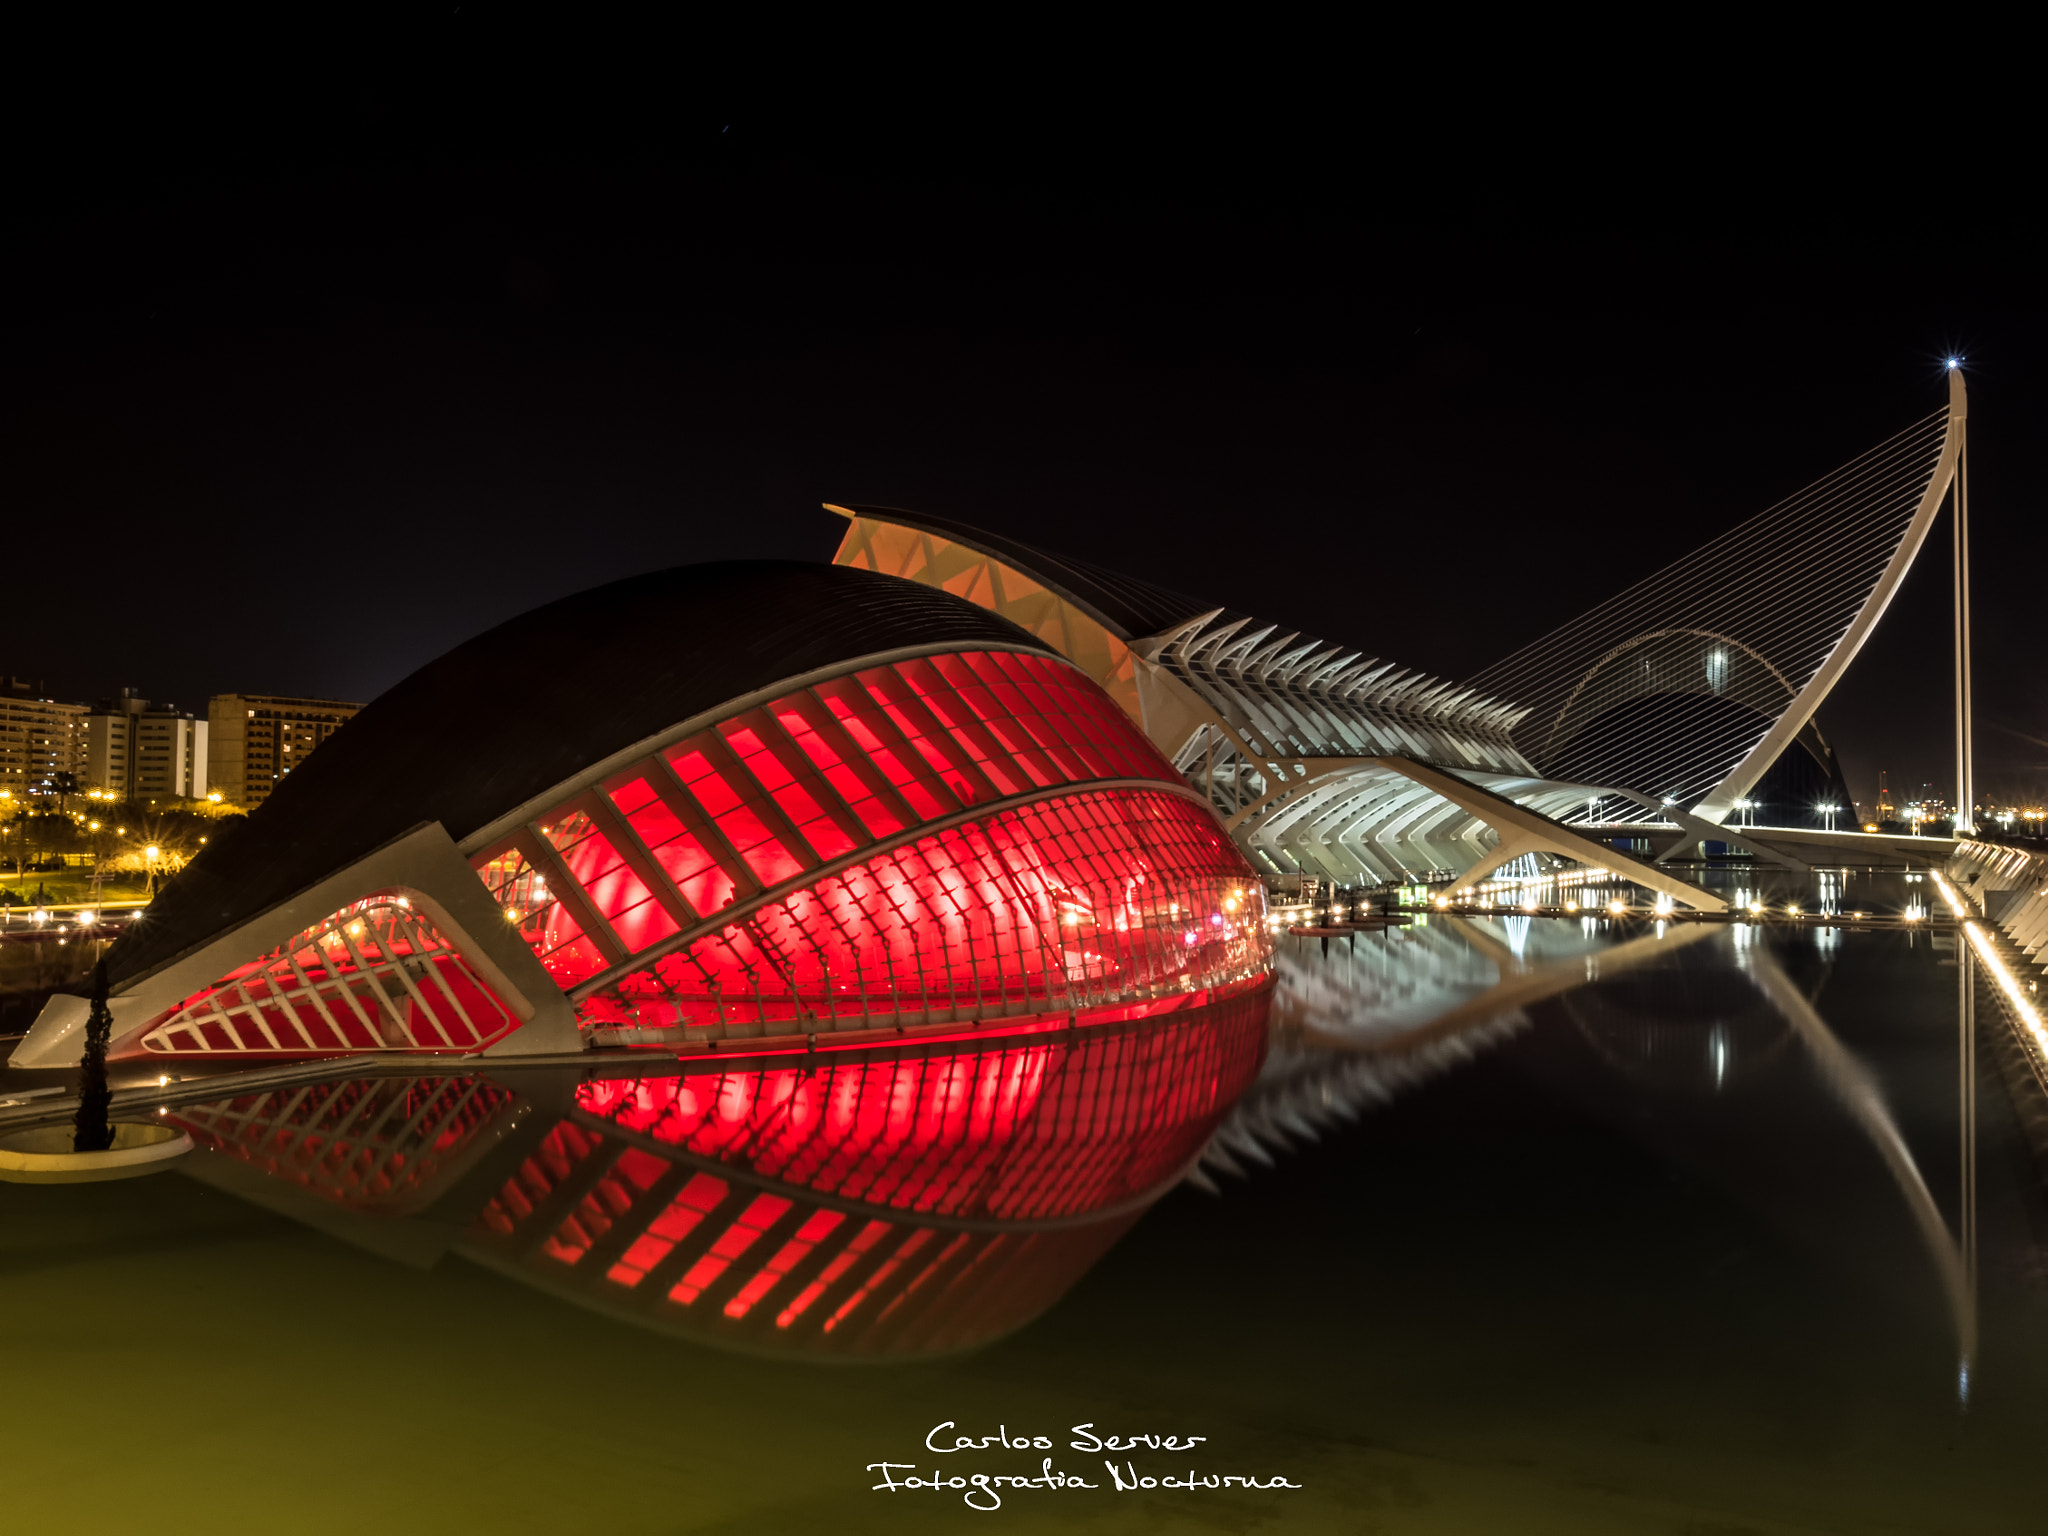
[118,643,1269,1067]
[470,997,1264,1355]
[169,1075,517,1206]
[137,894,521,1057]
[471,649,1270,1046]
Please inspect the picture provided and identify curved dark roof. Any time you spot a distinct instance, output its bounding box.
[838,504,1222,641]
[112,562,1042,986]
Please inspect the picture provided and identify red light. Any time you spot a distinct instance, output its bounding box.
[137,894,521,1058]
[476,648,1257,1055]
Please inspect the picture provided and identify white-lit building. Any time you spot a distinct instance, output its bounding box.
[0,678,86,797]
[85,689,209,800]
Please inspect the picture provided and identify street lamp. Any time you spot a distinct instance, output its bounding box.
[1818,802,1839,832]
[144,843,161,898]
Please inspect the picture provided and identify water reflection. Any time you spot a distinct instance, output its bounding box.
[1565,941,1796,1092]
[1197,910,1719,1184]
[1743,942,1977,1381]
[165,995,1267,1360]
[1211,884,1982,1398]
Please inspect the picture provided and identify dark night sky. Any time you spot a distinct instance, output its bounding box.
[4,39,2044,813]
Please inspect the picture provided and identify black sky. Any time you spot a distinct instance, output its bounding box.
[4,41,2045,812]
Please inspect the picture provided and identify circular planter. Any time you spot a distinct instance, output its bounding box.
[0,1122,193,1184]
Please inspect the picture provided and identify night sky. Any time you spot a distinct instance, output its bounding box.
[5,46,2044,813]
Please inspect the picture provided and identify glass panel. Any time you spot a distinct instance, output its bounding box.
[775,703,906,839]
[819,692,951,821]
[548,817,678,955]
[668,743,806,886]
[897,656,1026,795]
[607,778,737,919]
[723,722,859,862]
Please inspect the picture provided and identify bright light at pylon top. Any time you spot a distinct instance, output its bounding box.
[1947,356,1964,370]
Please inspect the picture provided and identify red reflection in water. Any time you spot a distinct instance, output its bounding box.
[571,984,1268,1221]
[171,1076,517,1208]
[460,987,1271,1355]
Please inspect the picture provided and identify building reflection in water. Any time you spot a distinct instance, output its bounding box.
[166,992,1267,1359]
[1193,911,1716,1187]
[1205,909,1979,1391]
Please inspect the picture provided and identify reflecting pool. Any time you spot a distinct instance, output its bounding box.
[3,868,2044,1532]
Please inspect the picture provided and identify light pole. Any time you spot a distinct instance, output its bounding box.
[144,844,160,898]
[87,819,104,907]
[1819,803,1839,832]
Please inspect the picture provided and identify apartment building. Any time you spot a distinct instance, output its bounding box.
[85,689,209,800]
[0,677,87,797]
[207,693,363,810]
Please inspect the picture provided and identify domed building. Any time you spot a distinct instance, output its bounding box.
[13,561,1274,1069]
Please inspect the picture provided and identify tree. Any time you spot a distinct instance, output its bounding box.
[49,771,79,815]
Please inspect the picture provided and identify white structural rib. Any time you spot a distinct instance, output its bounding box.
[1694,369,1962,821]
[1468,370,1961,823]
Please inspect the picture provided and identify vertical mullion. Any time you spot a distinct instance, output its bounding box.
[583,783,701,927]
[641,760,763,903]
[814,677,963,818]
[336,926,412,1044]
[860,666,1001,804]
[513,828,629,966]
[779,689,921,831]
[698,729,821,868]
[736,707,873,855]
[402,911,483,1041]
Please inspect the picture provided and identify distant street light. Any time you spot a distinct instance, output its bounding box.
[1818,802,1839,832]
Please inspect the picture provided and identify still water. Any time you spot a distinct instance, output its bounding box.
[3,869,2044,1533]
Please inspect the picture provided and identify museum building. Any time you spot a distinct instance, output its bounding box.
[12,561,1275,1068]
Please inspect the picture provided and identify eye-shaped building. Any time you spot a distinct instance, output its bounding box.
[14,562,1274,1067]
